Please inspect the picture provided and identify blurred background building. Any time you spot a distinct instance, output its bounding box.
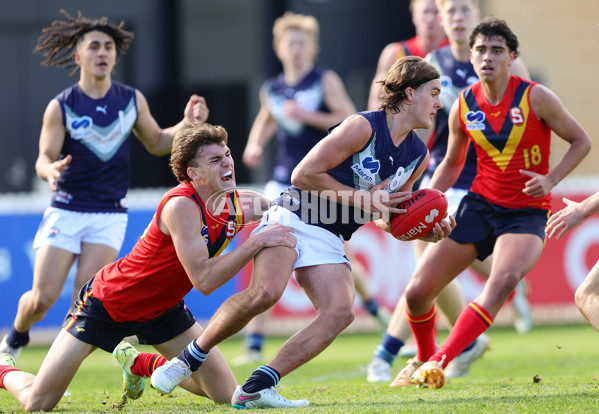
[2,0,597,194]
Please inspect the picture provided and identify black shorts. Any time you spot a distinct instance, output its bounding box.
[449,192,549,261]
[63,278,196,353]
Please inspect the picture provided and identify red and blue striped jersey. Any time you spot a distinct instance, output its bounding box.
[92,182,244,322]
[458,75,551,209]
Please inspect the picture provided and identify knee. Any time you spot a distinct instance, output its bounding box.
[405,283,434,311]
[321,303,355,335]
[575,283,592,313]
[22,396,57,413]
[28,291,58,315]
[498,272,521,300]
[245,286,283,314]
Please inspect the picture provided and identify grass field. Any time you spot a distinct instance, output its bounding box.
[0,324,598,413]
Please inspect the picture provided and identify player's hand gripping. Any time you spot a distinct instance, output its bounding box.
[252,223,297,249]
[419,214,456,243]
[363,178,412,221]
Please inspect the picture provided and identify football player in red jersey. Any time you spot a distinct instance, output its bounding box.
[0,121,296,411]
[400,17,591,388]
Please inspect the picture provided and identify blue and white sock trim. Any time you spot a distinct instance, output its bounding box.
[256,365,280,386]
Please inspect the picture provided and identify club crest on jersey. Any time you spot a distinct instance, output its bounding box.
[465,111,486,130]
[351,156,380,184]
[69,116,93,139]
[510,106,525,125]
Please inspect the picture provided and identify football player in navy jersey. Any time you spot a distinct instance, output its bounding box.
[239,11,390,366]
[0,10,209,360]
[150,56,454,409]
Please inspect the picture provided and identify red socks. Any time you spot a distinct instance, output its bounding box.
[407,304,438,362]
[131,353,167,377]
[431,301,493,367]
[0,366,21,389]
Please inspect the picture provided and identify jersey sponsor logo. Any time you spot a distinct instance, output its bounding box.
[69,116,93,139]
[465,111,486,130]
[351,156,380,184]
[361,157,380,173]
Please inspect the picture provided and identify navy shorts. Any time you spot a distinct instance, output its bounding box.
[63,278,196,353]
[449,192,549,261]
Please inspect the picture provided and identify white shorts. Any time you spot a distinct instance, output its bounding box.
[252,205,350,271]
[419,175,468,216]
[263,180,289,201]
[33,207,128,254]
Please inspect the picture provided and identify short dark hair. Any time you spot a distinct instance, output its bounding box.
[469,16,520,57]
[170,122,229,183]
[33,10,134,75]
[377,56,440,113]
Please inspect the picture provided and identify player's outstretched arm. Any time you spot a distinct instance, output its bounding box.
[546,193,599,240]
[162,196,296,295]
[133,90,209,156]
[292,114,409,214]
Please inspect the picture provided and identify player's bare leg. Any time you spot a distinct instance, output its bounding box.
[13,247,75,334]
[196,245,297,351]
[71,243,118,310]
[267,262,355,376]
[575,261,599,332]
[474,234,543,317]
[154,323,237,403]
[2,329,94,411]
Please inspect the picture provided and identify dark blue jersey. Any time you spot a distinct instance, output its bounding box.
[265,67,329,185]
[53,81,137,212]
[273,110,428,240]
[427,46,478,190]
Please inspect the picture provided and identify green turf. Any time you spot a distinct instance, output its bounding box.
[1,324,598,413]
